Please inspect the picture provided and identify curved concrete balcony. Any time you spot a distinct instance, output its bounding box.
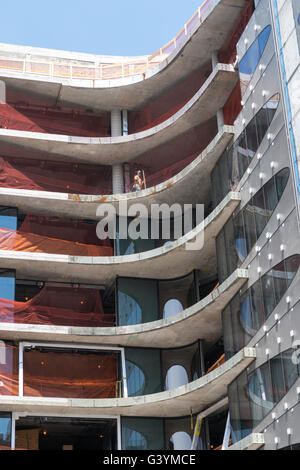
[0,268,248,347]
[0,191,240,284]
[0,126,234,218]
[0,0,247,111]
[0,347,256,418]
[0,64,237,164]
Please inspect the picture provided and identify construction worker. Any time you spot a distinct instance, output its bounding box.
[132,170,146,192]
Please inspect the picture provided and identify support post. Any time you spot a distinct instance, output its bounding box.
[217,109,224,131]
[111,109,124,193]
[211,50,218,69]
[0,81,6,104]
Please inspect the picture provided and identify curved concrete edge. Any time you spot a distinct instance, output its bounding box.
[227,433,265,451]
[0,0,247,112]
[0,191,241,283]
[0,268,248,347]
[0,65,237,164]
[0,126,234,218]
[0,347,256,418]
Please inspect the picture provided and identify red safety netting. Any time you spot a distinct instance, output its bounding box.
[223,82,242,126]
[0,285,115,327]
[1,99,110,137]
[129,62,212,133]
[0,156,112,194]
[19,214,111,247]
[0,227,112,256]
[218,0,255,64]
[0,104,45,133]
[0,344,118,398]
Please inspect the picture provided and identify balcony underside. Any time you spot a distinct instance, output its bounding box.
[0,127,234,218]
[0,192,240,285]
[0,65,237,165]
[0,348,255,418]
[0,0,247,111]
[0,269,248,347]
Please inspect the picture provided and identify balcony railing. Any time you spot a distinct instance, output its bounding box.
[0,0,214,82]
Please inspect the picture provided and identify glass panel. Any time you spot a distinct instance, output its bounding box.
[266,93,280,124]
[236,130,250,178]
[282,350,299,391]
[243,205,257,253]
[250,281,265,331]
[115,216,156,255]
[224,217,237,276]
[238,26,271,94]
[165,365,188,390]
[222,305,234,359]
[0,413,11,449]
[117,278,158,326]
[236,370,253,438]
[261,271,276,318]
[230,294,245,355]
[249,363,273,423]
[270,356,285,404]
[228,380,242,444]
[285,255,300,287]
[216,230,228,283]
[264,176,278,213]
[240,292,255,342]
[275,168,290,200]
[271,260,288,304]
[256,106,269,145]
[234,212,247,263]
[245,116,259,157]
[252,189,268,239]
[122,417,164,450]
[125,348,162,396]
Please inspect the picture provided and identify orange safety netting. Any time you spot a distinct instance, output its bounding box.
[0,104,45,133]
[19,214,111,247]
[0,155,112,194]
[0,227,112,256]
[0,285,115,327]
[1,101,110,137]
[0,344,118,398]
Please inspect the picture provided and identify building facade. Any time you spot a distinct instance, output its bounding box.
[0,0,299,451]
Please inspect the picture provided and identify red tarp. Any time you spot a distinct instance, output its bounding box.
[0,285,115,327]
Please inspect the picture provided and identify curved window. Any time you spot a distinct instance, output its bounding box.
[163,299,183,319]
[239,25,272,94]
[216,168,290,283]
[229,349,300,443]
[223,255,300,358]
[211,93,280,208]
[165,365,188,390]
[169,432,192,450]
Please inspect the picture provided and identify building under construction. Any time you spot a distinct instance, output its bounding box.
[0,0,299,451]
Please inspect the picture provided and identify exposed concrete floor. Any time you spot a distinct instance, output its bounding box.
[0,348,255,418]
[0,126,234,219]
[0,192,240,285]
[0,0,247,111]
[0,65,237,164]
[227,433,265,451]
[0,268,248,347]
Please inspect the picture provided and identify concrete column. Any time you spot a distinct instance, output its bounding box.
[217,109,224,131]
[211,51,218,70]
[111,109,124,193]
[112,164,124,194]
[0,81,6,104]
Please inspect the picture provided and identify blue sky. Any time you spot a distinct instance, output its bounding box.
[1,0,202,56]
